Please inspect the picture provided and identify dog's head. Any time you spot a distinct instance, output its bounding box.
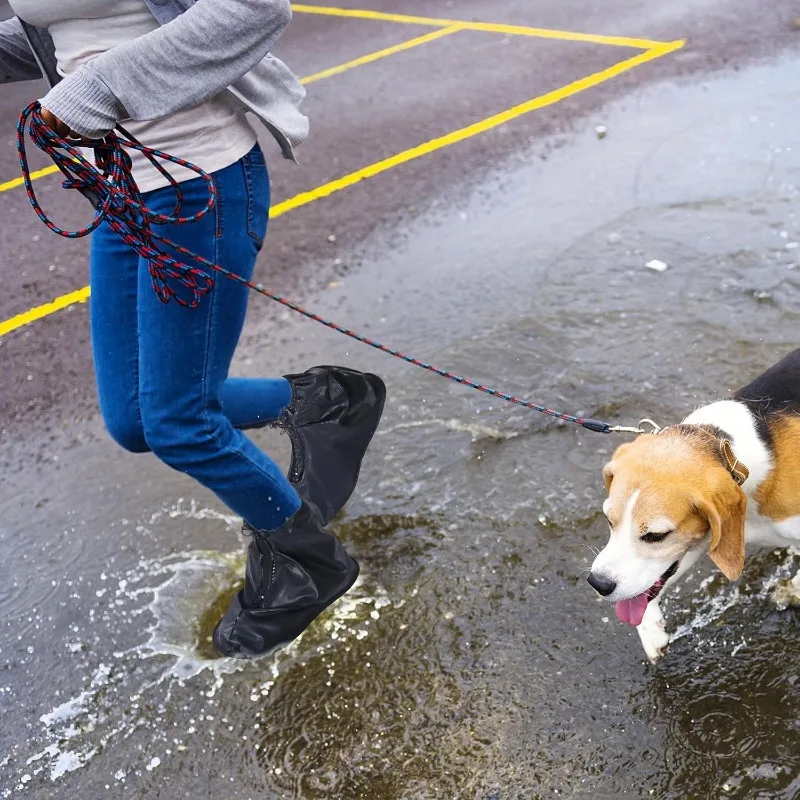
[587,428,747,626]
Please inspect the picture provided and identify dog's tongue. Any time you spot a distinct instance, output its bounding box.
[615,592,649,626]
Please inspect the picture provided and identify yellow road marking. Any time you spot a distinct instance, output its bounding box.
[293,4,670,50]
[0,163,59,194]
[272,41,682,215]
[300,24,462,84]
[0,40,683,338]
[0,286,90,338]
[0,5,670,195]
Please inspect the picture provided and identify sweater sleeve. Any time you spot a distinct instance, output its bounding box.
[0,17,42,84]
[40,0,293,139]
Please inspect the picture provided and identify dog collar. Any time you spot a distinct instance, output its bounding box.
[684,425,750,486]
[628,419,750,486]
[720,438,749,485]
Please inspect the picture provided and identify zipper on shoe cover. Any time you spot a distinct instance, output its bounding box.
[276,408,307,483]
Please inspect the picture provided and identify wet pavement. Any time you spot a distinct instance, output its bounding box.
[2,2,800,798]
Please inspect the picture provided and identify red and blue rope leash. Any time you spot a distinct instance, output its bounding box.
[16,101,630,435]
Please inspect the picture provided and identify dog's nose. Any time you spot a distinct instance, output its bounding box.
[587,572,617,597]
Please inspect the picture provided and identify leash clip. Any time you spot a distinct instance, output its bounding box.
[608,418,662,435]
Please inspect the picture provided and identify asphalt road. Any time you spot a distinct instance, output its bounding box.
[2,3,800,799]
[1,0,799,449]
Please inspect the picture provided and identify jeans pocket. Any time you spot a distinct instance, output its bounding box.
[241,146,271,250]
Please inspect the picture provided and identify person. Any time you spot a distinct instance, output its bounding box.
[0,0,386,659]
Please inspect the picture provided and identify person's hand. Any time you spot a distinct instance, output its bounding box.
[39,107,83,141]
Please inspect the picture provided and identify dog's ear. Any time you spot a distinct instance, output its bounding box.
[602,443,634,493]
[695,478,747,581]
[602,462,614,493]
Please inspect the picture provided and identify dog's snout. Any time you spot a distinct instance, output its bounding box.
[587,572,617,597]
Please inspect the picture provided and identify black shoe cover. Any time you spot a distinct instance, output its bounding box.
[279,366,386,525]
[212,502,359,659]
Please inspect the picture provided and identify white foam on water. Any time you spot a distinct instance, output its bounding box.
[25,744,59,767]
[380,417,520,443]
[39,691,93,728]
[50,750,95,781]
[139,548,250,683]
[760,546,800,597]
[23,660,123,787]
[322,578,391,643]
[671,584,742,642]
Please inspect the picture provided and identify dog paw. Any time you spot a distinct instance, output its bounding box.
[638,618,670,664]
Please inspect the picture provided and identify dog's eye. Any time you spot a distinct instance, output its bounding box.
[641,530,672,544]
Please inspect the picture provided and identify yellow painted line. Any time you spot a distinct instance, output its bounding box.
[0,40,683,338]
[0,9,661,195]
[293,4,670,50]
[300,24,462,84]
[272,41,683,216]
[0,9,666,195]
[0,163,59,193]
[0,286,90,337]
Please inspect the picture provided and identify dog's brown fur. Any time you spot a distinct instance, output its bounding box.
[603,429,747,580]
[754,415,800,521]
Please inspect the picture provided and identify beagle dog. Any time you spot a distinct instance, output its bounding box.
[587,348,800,662]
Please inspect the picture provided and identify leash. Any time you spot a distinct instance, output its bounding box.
[16,101,647,435]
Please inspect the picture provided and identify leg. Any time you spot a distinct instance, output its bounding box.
[637,600,670,663]
[89,218,148,452]
[137,145,300,531]
[636,549,703,662]
[221,377,290,428]
[91,210,290,451]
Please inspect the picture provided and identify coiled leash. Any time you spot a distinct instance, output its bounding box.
[17,101,647,436]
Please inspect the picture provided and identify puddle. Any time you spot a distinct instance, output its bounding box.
[4,55,800,799]
[2,508,401,797]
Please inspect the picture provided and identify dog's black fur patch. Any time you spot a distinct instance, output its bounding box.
[734,348,800,448]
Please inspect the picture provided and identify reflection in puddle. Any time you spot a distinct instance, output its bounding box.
[8,512,402,796]
[636,551,800,799]
[7,497,800,797]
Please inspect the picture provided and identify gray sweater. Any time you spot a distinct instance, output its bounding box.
[0,0,308,160]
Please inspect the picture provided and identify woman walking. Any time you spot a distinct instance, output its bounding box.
[0,0,385,658]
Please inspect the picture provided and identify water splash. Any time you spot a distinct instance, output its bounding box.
[4,503,393,795]
[670,548,800,643]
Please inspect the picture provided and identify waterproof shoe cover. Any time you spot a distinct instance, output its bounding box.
[212,502,359,659]
[278,366,386,525]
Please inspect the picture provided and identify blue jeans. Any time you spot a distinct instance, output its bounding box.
[89,144,301,531]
